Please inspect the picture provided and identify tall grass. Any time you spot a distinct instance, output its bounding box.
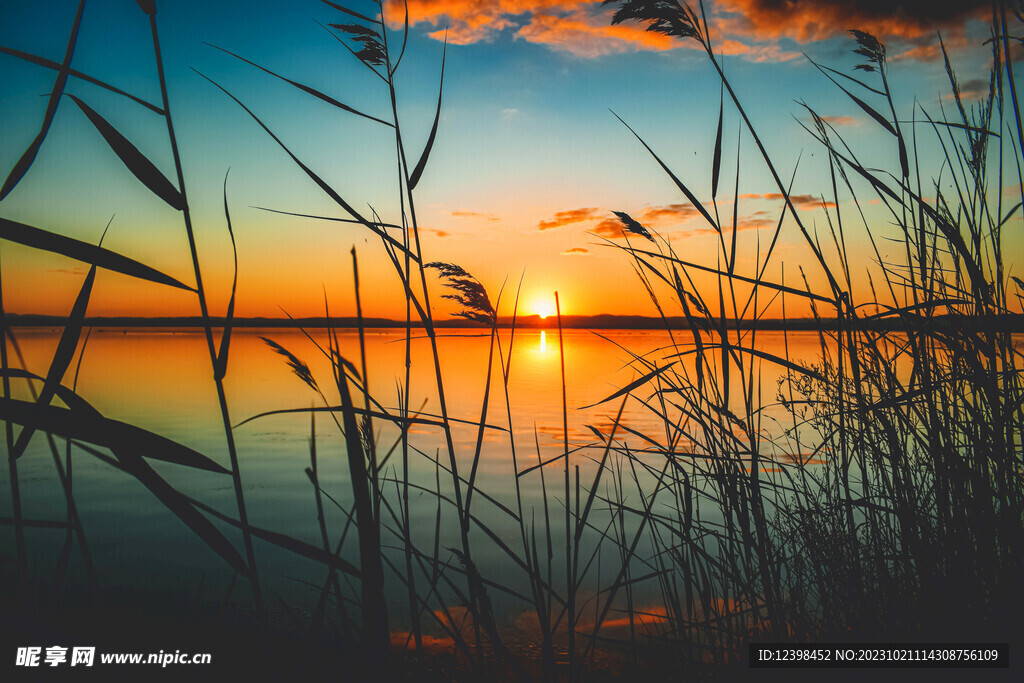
[1,0,1022,679]
[591,0,1024,657]
[0,0,259,628]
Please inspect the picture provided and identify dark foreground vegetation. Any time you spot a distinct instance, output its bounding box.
[1,0,1023,680]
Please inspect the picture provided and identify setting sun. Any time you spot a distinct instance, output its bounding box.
[534,299,555,319]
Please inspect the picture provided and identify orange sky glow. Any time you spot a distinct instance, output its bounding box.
[0,0,1016,322]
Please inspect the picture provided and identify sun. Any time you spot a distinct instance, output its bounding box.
[533,299,555,319]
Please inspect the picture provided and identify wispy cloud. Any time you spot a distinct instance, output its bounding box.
[737,193,836,210]
[382,0,984,61]
[683,213,775,237]
[538,207,599,230]
[821,115,859,127]
[537,202,723,240]
[944,77,991,102]
[638,203,701,223]
[543,202,794,239]
[562,247,590,255]
[538,203,705,238]
[714,38,800,62]
[516,8,675,57]
[451,210,500,222]
[592,216,632,239]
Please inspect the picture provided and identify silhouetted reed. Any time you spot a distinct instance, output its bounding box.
[1,0,1021,680]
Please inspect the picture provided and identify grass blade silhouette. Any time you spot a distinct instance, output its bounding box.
[112,448,248,574]
[205,43,393,127]
[612,110,719,232]
[321,0,377,26]
[0,46,163,114]
[0,0,84,201]
[194,69,416,261]
[408,37,446,191]
[0,217,193,291]
[10,262,94,460]
[68,93,185,209]
[0,395,230,474]
[215,171,237,381]
[712,82,724,197]
[66,94,184,210]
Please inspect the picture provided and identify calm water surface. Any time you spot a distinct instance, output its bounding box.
[2,327,834,625]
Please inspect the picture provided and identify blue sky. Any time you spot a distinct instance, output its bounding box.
[0,0,1012,318]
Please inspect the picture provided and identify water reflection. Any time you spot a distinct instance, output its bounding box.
[1,326,845,623]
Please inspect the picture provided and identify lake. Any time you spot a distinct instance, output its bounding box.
[1,325,848,632]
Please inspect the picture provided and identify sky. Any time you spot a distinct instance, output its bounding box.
[0,0,1015,321]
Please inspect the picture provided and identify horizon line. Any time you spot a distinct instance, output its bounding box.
[7,312,1023,332]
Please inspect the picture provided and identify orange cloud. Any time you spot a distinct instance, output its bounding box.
[562,247,590,255]
[517,9,675,56]
[638,203,701,223]
[821,115,858,126]
[683,213,775,236]
[542,203,705,239]
[713,0,986,44]
[380,1,811,59]
[538,207,599,230]
[737,193,836,210]
[715,38,800,62]
[451,210,500,222]
[380,1,986,61]
[592,216,631,238]
[385,0,580,45]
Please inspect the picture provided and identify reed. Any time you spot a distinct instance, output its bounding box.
[0,0,258,636]
[591,0,1024,659]
[1,0,1022,679]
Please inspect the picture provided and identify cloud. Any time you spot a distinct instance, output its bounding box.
[516,9,675,57]
[389,2,678,56]
[561,247,590,255]
[682,213,776,236]
[737,193,836,210]
[539,203,705,238]
[385,1,574,44]
[538,207,599,230]
[773,193,818,207]
[383,1,809,59]
[420,228,451,237]
[542,195,842,240]
[714,38,801,62]
[713,0,986,44]
[382,0,986,61]
[637,203,701,224]
[945,77,991,102]
[451,210,500,222]
[592,216,632,239]
[589,205,776,239]
[821,115,859,127]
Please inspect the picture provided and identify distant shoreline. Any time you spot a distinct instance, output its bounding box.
[7,313,1024,332]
